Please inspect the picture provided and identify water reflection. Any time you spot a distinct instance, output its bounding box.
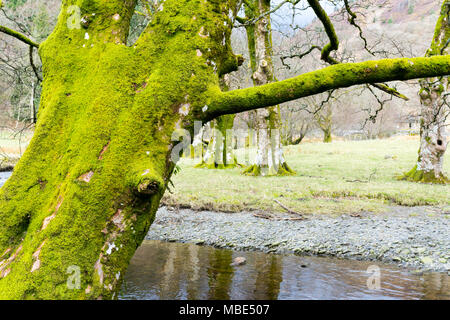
[120,240,450,300]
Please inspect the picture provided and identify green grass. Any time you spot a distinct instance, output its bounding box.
[163,136,450,215]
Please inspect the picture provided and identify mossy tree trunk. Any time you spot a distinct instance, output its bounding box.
[0,0,243,299]
[242,0,295,176]
[1,0,450,300]
[402,1,449,184]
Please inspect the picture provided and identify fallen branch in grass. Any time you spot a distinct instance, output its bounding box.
[345,169,378,183]
[345,179,369,183]
[273,199,306,219]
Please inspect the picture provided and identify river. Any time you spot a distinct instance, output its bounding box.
[119,240,449,300]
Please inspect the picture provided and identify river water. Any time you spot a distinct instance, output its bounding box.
[0,172,448,299]
[119,240,449,300]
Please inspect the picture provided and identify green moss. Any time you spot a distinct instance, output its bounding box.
[242,162,296,177]
[398,165,449,184]
[427,1,450,57]
[323,132,332,143]
[242,164,261,176]
[0,0,241,300]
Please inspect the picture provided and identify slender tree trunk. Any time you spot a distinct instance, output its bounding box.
[402,79,449,183]
[195,76,241,169]
[323,129,332,143]
[30,82,36,124]
[321,125,332,143]
[315,104,333,143]
[242,0,295,176]
[402,1,449,184]
[196,115,240,169]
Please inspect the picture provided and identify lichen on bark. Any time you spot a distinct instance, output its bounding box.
[241,0,295,177]
[400,0,449,184]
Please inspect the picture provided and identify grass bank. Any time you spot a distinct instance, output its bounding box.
[162,136,450,215]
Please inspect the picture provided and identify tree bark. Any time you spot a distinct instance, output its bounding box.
[323,129,332,143]
[242,0,295,176]
[1,0,450,299]
[401,1,449,184]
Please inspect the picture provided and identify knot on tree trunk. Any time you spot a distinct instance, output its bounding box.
[136,179,161,196]
[130,168,165,197]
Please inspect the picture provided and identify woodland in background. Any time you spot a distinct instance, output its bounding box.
[0,0,443,148]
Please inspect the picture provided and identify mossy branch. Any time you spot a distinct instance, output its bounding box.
[307,0,339,65]
[0,25,39,48]
[206,55,450,120]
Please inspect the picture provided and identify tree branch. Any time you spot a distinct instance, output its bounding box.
[0,25,39,48]
[29,46,42,82]
[343,0,374,56]
[306,0,407,100]
[307,0,339,65]
[205,55,450,120]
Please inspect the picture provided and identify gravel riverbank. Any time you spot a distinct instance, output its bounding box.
[1,171,448,273]
[147,206,450,273]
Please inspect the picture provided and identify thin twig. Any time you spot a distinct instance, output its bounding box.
[273,199,305,218]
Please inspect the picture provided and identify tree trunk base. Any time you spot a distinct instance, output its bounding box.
[399,166,449,184]
[194,162,243,169]
[194,157,243,170]
[242,162,296,177]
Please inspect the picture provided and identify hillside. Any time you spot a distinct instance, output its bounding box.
[269,0,444,136]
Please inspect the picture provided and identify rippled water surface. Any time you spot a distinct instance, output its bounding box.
[119,240,449,300]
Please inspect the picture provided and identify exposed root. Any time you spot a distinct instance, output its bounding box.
[253,212,304,221]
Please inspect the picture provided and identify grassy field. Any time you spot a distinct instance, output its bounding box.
[163,136,450,215]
